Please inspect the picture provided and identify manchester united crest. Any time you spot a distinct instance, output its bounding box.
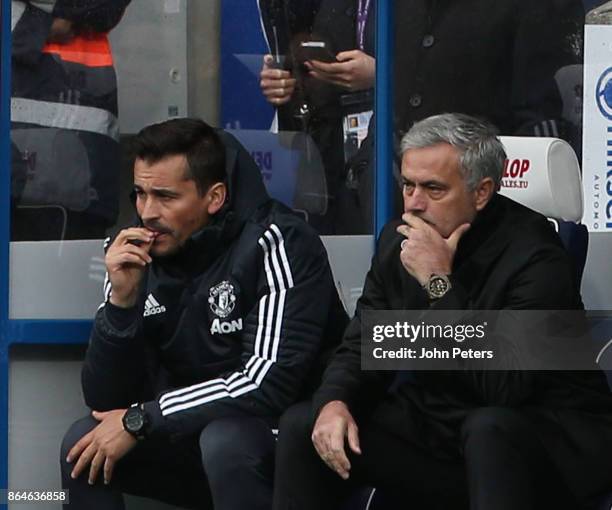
[208,281,236,318]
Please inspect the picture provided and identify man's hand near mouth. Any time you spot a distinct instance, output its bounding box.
[106,228,155,309]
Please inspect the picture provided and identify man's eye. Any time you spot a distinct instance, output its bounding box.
[402,183,415,193]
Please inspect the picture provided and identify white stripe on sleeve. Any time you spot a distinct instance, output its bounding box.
[159,224,295,417]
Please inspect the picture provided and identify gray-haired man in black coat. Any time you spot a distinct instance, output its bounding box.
[273,113,612,510]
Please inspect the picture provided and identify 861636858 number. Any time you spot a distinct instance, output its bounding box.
[0,490,68,504]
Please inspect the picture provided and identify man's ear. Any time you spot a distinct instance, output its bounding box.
[473,177,496,211]
[206,182,227,215]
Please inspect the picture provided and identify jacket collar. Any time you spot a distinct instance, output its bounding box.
[451,193,512,293]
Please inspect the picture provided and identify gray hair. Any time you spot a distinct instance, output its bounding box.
[400,113,506,190]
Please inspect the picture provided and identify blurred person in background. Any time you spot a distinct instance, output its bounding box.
[10,0,131,240]
[258,0,375,234]
[393,0,585,144]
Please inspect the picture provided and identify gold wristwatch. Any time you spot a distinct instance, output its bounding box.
[424,274,452,300]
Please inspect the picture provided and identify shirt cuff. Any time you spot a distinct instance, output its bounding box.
[103,302,139,331]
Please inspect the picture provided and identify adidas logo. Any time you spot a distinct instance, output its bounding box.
[144,294,167,317]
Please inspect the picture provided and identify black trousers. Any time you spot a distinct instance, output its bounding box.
[273,402,579,510]
[61,415,276,510]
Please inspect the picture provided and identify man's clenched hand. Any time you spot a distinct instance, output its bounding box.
[260,55,296,106]
[396,213,470,286]
[105,228,155,308]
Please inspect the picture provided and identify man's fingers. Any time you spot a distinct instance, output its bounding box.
[116,245,153,264]
[103,457,115,485]
[312,430,349,478]
[311,435,325,460]
[261,81,296,98]
[308,60,349,74]
[66,432,93,464]
[71,443,96,480]
[446,223,471,251]
[347,422,361,455]
[88,449,105,485]
[328,455,350,479]
[110,253,149,268]
[396,224,411,240]
[260,68,291,80]
[401,213,432,232]
[318,443,350,479]
[114,228,154,246]
[329,428,351,474]
[335,50,360,62]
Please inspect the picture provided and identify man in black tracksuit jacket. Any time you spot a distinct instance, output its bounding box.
[273,113,612,510]
[60,118,347,510]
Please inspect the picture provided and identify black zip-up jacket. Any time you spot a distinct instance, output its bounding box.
[82,130,348,439]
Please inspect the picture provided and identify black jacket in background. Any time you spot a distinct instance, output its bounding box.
[393,0,585,140]
[82,131,348,439]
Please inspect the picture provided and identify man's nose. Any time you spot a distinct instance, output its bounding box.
[404,187,427,213]
[139,196,160,221]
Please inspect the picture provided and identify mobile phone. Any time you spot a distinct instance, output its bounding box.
[299,41,338,63]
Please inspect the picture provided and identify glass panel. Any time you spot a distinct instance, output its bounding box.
[10,0,129,241]
[9,0,376,243]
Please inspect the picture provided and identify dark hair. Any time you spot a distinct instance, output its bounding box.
[132,118,226,195]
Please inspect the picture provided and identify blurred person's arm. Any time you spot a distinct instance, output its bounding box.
[53,0,131,33]
[11,1,54,64]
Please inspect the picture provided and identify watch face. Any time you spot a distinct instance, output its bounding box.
[428,275,450,298]
[124,408,144,433]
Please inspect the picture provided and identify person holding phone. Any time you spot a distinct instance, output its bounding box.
[258,0,376,234]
